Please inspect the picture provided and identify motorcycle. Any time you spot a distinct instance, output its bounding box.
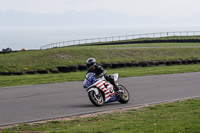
[83,72,129,106]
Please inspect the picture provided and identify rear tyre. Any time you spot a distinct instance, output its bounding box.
[118,85,130,103]
[88,90,104,107]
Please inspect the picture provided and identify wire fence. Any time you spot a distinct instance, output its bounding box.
[40,31,200,50]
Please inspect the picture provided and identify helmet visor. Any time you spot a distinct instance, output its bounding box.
[86,64,92,68]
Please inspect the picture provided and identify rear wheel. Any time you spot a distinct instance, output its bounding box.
[88,90,104,106]
[118,85,130,103]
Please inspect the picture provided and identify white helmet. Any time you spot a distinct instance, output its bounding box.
[86,58,96,68]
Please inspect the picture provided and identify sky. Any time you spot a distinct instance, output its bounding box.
[1,0,200,50]
[0,0,200,20]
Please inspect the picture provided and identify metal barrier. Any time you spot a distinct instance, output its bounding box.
[40,31,200,50]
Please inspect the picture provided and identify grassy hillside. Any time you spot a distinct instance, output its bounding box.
[1,42,200,73]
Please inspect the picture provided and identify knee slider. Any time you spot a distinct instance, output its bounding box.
[109,75,114,80]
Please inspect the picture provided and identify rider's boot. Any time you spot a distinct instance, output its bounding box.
[114,83,125,95]
[113,83,123,94]
[114,84,120,92]
[106,74,122,93]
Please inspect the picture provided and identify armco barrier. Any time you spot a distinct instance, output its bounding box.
[166,61,172,66]
[126,63,134,67]
[111,63,119,68]
[57,66,69,73]
[1,59,200,76]
[132,63,139,67]
[159,61,166,65]
[68,66,78,72]
[49,69,60,73]
[118,63,126,68]
[171,60,182,65]
[102,64,112,69]
[187,60,194,64]
[139,61,149,67]
[193,59,198,64]
[181,60,188,65]
[57,66,78,73]
[78,65,87,71]
[9,72,23,75]
[155,61,160,66]
[26,71,36,74]
[0,72,10,76]
[148,61,155,66]
[37,70,48,74]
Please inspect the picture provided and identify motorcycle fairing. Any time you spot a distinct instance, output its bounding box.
[83,72,117,102]
[106,94,120,103]
[112,73,119,82]
[93,80,115,102]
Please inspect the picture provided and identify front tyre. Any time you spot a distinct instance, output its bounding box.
[118,85,130,104]
[88,90,104,107]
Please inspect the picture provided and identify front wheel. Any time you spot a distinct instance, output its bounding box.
[118,85,130,104]
[88,90,105,107]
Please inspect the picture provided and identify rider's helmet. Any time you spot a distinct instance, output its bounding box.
[86,58,96,69]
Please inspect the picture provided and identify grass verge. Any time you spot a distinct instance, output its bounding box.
[1,64,200,87]
[1,98,200,133]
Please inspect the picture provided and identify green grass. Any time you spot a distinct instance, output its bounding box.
[1,64,200,87]
[2,98,200,133]
[1,35,200,73]
[1,44,200,72]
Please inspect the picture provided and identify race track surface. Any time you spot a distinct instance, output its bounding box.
[0,72,200,126]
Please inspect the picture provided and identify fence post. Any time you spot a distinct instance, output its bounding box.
[40,31,200,50]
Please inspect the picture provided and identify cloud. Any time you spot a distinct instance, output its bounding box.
[0,0,200,20]
[61,0,200,20]
[0,0,68,13]
[64,0,93,5]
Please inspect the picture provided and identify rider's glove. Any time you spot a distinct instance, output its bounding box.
[96,73,104,78]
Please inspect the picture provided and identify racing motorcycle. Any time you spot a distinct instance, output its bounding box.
[83,72,129,106]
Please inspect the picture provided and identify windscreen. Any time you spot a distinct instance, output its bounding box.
[86,73,95,79]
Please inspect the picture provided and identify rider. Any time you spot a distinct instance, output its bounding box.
[86,58,120,92]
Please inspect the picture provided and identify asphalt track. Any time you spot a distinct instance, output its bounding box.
[0,72,200,126]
